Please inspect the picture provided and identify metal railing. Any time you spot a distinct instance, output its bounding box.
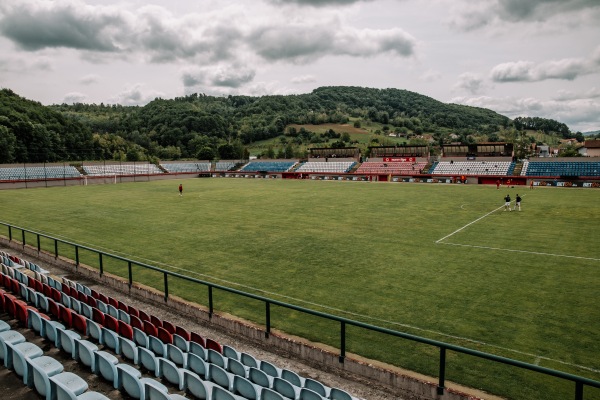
[1,220,599,400]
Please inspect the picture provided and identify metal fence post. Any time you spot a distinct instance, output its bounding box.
[99,253,103,276]
[37,234,40,252]
[575,381,583,400]
[21,229,25,247]
[75,246,79,268]
[8,226,12,241]
[54,239,58,258]
[163,272,168,302]
[265,302,271,338]
[128,261,133,288]
[208,286,213,318]
[438,347,447,395]
[340,321,346,363]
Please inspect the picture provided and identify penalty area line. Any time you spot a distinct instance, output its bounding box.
[436,204,504,243]
[438,242,600,262]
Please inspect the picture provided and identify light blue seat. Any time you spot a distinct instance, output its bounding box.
[209,363,235,391]
[94,350,119,388]
[232,374,260,400]
[330,387,354,400]
[51,377,110,400]
[38,294,50,313]
[116,363,168,400]
[60,292,72,309]
[107,304,119,319]
[18,282,29,301]
[172,334,189,352]
[139,346,159,375]
[144,381,181,400]
[240,352,259,369]
[86,319,103,344]
[96,300,108,314]
[133,327,149,347]
[5,341,44,383]
[118,309,130,324]
[101,327,120,354]
[182,369,219,399]
[227,358,249,378]
[149,335,167,356]
[42,319,65,346]
[248,367,273,389]
[189,341,207,360]
[57,327,82,358]
[260,360,281,378]
[281,368,304,387]
[157,357,184,390]
[74,339,98,370]
[261,387,286,400]
[49,372,88,400]
[212,385,245,400]
[119,336,138,364]
[299,388,326,400]
[79,303,93,319]
[208,348,228,369]
[273,377,300,400]
[27,355,65,400]
[70,298,82,314]
[0,320,11,332]
[304,378,329,397]
[166,343,187,368]
[223,345,240,360]
[27,287,39,307]
[0,330,26,363]
[187,352,209,379]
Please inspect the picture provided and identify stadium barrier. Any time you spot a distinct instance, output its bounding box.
[1,220,599,400]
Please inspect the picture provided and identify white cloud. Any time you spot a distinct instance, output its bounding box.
[453,72,488,95]
[108,83,164,106]
[182,64,256,89]
[63,91,88,103]
[419,69,442,82]
[291,75,317,84]
[79,74,99,85]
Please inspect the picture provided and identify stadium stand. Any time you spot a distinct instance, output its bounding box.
[82,163,162,176]
[0,249,359,400]
[240,161,297,173]
[0,166,81,181]
[520,160,600,177]
[215,161,236,171]
[430,161,514,176]
[354,162,427,175]
[296,161,356,173]
[161,162,211,173]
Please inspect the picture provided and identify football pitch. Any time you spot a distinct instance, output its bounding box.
[0,179,598,399]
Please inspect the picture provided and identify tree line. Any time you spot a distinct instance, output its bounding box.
[0,87,584,164]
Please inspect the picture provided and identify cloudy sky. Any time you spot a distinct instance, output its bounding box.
[1,0,599,132]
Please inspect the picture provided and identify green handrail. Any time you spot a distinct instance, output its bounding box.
[1,220,599,399]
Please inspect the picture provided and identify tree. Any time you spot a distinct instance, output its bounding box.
[0,125,16,163]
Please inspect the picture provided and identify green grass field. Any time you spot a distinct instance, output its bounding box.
[0,179,599,399]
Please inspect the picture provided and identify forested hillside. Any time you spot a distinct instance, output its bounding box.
[0,86,582,163]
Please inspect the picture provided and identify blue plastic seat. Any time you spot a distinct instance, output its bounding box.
[94,350,119,388]
[133,327,149,347]
[299,387,325,400]
[210,363,234,391]
[281,368,304,387]
[182,369,219,399]
[42,319,65,346]
[119,336,138,364]
[0,319,11,332]
[259,360,281,378]
[189,341,207,360]
[166,343,188,367]
[208,348,228,369]
[157,357,184,390]
[138,346,159,375]
[172,334,189,352]
[57,327,82,358]
[101,327,120,354]
[223,344,240,360]
[49,372,88,400]
[117,363,168,400]
[240,352,259,369]
[248,367,272,388]
[0,330,26,363]
[330,387,354,400]
[86,319,103,344]
[227,358,249,378]
[5,341,44,382]
[73,339,98,370]
[27,355,65,400]
[187,352,209,379]
[149,335,167,356]
[304,377,329,397]
[273,377,300,400]
[232,374,260,400]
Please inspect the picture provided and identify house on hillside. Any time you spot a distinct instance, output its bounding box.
[578,139,600,157]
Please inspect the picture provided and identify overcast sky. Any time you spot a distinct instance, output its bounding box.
[1,0,599,132]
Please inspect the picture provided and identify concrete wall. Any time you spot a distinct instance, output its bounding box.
[0,237,497,400]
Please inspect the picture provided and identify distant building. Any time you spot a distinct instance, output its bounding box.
[578,139,600,157]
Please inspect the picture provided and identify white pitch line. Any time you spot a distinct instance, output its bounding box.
[438,241,600,262]
[436,204,504,243]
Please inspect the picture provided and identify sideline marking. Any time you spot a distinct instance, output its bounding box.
[437,241,600,262]
[15,228,600,375]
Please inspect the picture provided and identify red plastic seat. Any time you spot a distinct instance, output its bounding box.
[72,313,87,335]
[128,306,139,318]
[117,301,128,313]
[104,314,119,332]
[143,320,158,337]
[62,285,72,297]
[130,315,143,330]
[48,298,60,319]
[138,310,150,322]
[118,323,134,340]
[87,296,97,308]
[42,283,53,297]
[90,289,100,300]
[27,277,37,289]
[16,303,35,325]
[175,326,191,341]
[157,327,173,345]
[50,287,62,302]
[162,320,175,335]
[78,293,88,304]
[107,296,118,309]
[190,332,206,348]
[92,307,105,325]
[206,338,223,354]
[59,304,72,328]
[10,278,20,295]
[98,293,109,305]
[150,315,162,328]
[4,295,17,317]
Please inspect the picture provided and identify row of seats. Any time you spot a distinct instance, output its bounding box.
[82,164,163,176]
[521,161,600,177]
[430,161,514,176]
[240,162,297,173]
[354,162,427,174]
[0,251,357,400]
[215,162,236,171]
[0,166,81,181]
[296,162,355,173]
[161,163,212,173]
